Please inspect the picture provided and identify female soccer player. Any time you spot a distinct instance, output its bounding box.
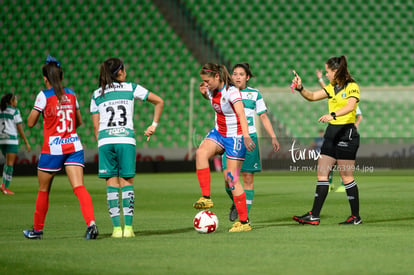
[292,56,362,225]
[316,69,364,193]
[24,55,98,240]
[0,93,31,195]
[194,63,255,232]
[90,57,164,238]
[222,63,280,221]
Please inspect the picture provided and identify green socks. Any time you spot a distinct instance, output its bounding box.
[328,170,333,185]
[225,187,233,202]
[121,185,135,227]
[245,189,255,215]
[107,186,121,227]
[107,185,135,227]
[3,165,13,188]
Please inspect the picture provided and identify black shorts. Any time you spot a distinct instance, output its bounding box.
[320,124,360,160]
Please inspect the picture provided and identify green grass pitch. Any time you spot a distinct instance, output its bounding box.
[1,170,413,274]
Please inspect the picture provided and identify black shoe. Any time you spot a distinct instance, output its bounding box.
[85,224,99,240]
[229,204,238,222]
[339,215,362,225]
[23,229,43,240]
[293,211,320,225]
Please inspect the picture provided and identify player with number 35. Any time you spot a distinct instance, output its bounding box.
[24,55,99,240]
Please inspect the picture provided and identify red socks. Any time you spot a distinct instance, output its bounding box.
[234,193,248,222]
[73,186,96,226]
[196,167,247,222]
[33,186,95,231]
[196,168,211,197]
[34,191,49,231]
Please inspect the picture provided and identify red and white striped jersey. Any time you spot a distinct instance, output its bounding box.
[33,88,83,155]
[208,85,242,137]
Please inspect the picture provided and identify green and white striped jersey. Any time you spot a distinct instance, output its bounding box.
[241,87,267,134]
[90,82,149,147]
[0,106,23,145]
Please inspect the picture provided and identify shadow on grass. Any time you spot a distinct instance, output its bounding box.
[99,227,195,238]
[139,227,195,236]
[363,217,414,224]
[252,216,414,229]
[252,217,297,229]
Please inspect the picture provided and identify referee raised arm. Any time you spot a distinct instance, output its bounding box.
[292,56,362,225]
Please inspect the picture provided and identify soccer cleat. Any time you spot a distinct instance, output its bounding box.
[23,229,43,240]
[335,185,346,193]
[229,204,238,222]
[1,184,14,195]
[193,197,214,209]
[229,221,252,232]
[112,227,123,238]
[85,224,99,240]
[328,184,335,192]
[123,226,135,238]
[293,211,320,225]
[292,211,313,222]
[2,188,14,195]
[339,215,362,225]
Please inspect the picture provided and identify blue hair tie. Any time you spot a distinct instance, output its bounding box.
[45,54,61,67]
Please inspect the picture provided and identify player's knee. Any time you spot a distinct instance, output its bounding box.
[244,182,254,190]
[226,171,239,184]
[195,147,209,160]
[342,177,355,185]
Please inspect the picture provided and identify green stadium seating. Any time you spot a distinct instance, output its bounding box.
[1,0,413,153]
[1,0,205,150]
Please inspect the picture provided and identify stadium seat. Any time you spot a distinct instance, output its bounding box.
[3,0,414,152]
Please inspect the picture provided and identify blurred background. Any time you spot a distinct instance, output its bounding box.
[1,0,413,170]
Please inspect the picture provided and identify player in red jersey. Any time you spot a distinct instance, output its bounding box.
[193,63,255,232]
[23,55,98,240]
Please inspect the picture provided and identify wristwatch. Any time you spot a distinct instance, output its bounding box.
[330,112,337,120]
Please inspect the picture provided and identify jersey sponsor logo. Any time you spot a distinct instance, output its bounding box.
[107,128,130,137]
[338,141,349,147]
[212,103,222,113]
[44,106,57,117]
[60,95,70,104]
[49,136,79,146]
[247,117,254,126]
[110,83,124,90]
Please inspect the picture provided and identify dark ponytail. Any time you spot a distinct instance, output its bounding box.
[0,93,14,111]
[326,55,355,87]
[200,63,234,91]
[99,58,124,96]
[42,62,64,103]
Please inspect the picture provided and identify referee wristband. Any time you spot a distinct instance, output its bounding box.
[295,85,304,92]
[152,121,158,127]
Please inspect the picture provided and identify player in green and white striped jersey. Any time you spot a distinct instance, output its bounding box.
[223,63,280,221]
[90,58,164,238]
[0,93,31,194]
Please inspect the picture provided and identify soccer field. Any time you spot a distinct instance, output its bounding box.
[1,170,413,275]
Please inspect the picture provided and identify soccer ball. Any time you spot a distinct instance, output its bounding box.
[193,210,219,233]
